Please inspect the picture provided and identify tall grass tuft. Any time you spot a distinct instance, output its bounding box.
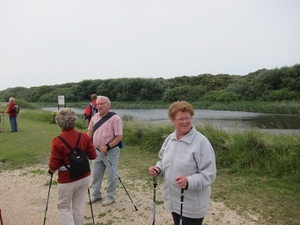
[215,129,300,183]
[196,123,232,168]
[21,109,56,123]
[230,130,271,170]
[122,120,173,152]
[268,135,300,180]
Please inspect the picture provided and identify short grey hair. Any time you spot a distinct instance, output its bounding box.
[55,108,78,130]
[97,96,111,105]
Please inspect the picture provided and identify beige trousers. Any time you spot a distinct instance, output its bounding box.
[57,176,90,225]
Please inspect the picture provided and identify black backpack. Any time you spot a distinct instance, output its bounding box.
[58,133,91,180]
[12,104,20,114]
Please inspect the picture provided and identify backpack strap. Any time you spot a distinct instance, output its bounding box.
[57,133,81,171]
[58,133,81,151]
[58,136,72,152]
[93,112,116,132]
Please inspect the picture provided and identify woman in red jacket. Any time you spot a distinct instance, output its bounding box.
[48,108,97,225]
[6,97,18,132]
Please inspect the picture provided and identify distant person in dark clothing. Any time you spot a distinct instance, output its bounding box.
[84,94,98,124]
[6,97,18,132]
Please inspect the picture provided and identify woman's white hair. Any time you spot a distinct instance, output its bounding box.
[9,97,15,102]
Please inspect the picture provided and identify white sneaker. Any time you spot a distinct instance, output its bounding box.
[102,198,115,206]
[87,197,102,205]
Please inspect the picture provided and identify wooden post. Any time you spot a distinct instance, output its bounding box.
[0,111,4,132]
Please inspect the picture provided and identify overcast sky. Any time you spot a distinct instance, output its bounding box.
[0,0,299,91]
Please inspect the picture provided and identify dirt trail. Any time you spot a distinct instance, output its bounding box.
[0,165,260,225]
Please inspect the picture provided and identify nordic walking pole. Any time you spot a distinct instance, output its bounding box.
[87,188,95,225]
[101,151,138,211]
[43,171,53,225]
[152,176,158,225]
[179,189,185,225]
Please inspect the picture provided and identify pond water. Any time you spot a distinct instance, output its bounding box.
[42,108,300,134]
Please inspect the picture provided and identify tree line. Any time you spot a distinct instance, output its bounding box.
[1,64,299,103]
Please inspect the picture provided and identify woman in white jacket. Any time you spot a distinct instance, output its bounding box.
[149,100,217,225]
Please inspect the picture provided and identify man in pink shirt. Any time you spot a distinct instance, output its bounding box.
[87,96,123,206]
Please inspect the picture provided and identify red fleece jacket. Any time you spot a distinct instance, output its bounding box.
[6,102,17,117]
[49,128,97,183]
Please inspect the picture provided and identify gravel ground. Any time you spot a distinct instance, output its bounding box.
[0,165,261,225]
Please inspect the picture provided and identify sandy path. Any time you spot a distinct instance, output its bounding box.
[0,165,261,225]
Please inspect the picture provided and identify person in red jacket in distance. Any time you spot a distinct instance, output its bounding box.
[6,97,18,132]
[84,94,98,125]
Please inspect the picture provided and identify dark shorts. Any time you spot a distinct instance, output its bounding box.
[172,212,204,225]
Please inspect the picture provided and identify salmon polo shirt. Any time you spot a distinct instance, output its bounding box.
[88,112,123,148]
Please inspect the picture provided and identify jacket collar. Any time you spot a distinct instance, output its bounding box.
[170,126,196,144]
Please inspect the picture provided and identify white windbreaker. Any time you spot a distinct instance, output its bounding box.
[156,126,217,218]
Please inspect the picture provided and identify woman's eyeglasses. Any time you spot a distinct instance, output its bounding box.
[175,117,191,122]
